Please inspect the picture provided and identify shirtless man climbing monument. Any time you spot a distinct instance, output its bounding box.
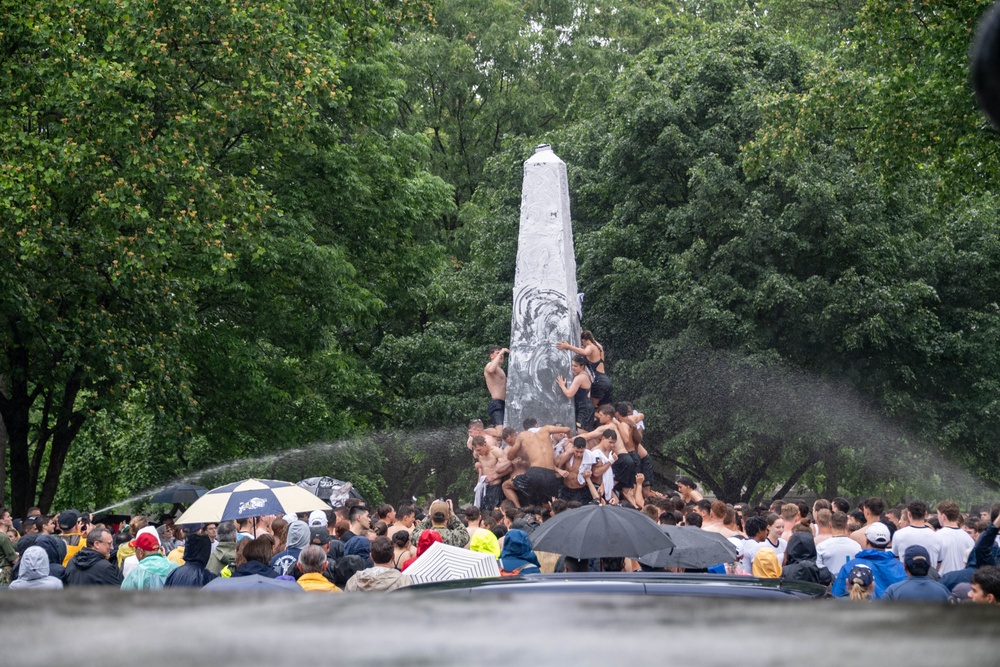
[484,346,508,427]
[471,436,511,513]
[506,424,570,507]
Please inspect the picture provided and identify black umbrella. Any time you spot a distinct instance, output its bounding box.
[150,484,207,505]
[528,504,674,559]
[297,477,365,508]
[638,526,739,569]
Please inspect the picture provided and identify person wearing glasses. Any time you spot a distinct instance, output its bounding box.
[62,528,123,586]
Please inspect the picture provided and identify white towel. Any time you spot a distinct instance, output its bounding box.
[473,475,487,508]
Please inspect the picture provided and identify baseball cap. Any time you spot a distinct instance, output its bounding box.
[903,545,931,570]
[951,582,972,601]
[848,563,874,587]
[310,527,331,546]
[181,523,204,535]
[308,510,328,528]
[429,500,449,523]
[130,525,160,548]
[131,532,161,552]
[864,522,891,548]
[57,510,81,531]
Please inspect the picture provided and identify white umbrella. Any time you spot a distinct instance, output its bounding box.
[404,541,500,584]
[175,478,330,524]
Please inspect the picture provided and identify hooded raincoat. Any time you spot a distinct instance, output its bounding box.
[781,533,833,586]
[62,547,123,587]
[14,534,66,582]
[499,530,541,575]
[207,540,237,575]
[751,547,782,578]
[120,552,178,590]
[469,530,501,559]
[402,530,442,571]
[344,536,374,568]
[831,549,907,598]
[164,535,218,588]
[8,546,63,589]
[345,566,412,592]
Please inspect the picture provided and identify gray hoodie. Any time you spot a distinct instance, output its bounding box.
[286,521,310,550]
[9,546,64,590]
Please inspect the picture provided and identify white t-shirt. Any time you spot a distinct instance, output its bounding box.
[891,525,941,565]
[741,539,785,572]
[936,526,974,574]
[576,449,598,486]
[766,538,786,564]
[815,536,861,575]
[741,539,763,574]
[590,449,614,501]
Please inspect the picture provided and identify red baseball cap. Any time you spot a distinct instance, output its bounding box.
[130,532,161,552]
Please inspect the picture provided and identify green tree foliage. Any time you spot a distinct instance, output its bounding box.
[6,0,1000,512]
[459,18,1000,501]
[753,0,999,196]
[0,0,451,514]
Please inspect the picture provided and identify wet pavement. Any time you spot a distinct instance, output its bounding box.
[2,589,998,666]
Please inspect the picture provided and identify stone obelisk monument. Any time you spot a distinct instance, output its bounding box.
[504,145,580,431]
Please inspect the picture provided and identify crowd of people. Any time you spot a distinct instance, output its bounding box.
[1,335,999,603]
[470,334,1000,603]
[1,490,999,602]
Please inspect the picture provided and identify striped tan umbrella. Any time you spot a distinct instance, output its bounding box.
[404,541,500,584]
[175,478,330,524]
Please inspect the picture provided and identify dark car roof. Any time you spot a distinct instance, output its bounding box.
[403,572,827,600]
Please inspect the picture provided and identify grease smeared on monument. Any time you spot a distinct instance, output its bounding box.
[505,145,580,431]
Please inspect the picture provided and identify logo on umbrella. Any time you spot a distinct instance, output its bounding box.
[238,498,267,514]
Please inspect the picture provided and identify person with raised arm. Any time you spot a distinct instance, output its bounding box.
[484,346,509,427]
[556,330,612,407]
[556,355,595,431]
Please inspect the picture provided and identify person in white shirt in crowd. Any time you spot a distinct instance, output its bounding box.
[740,516,769,574]
[891,500,941,568]
[816,511,861,575]
[763,513,787,564]
[935,500,975,575]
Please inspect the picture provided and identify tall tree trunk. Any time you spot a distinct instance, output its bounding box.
[0,344,35,517]
[37,369,85,513]
[770,455,821,502]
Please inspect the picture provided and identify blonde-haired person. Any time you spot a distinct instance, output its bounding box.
[117,515,148,570]
[847,564,876,601]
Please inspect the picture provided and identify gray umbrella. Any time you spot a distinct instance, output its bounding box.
[638,526,739,569]
[528,504,674,559]
[202,575,303,592]
[150,484,207,505]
